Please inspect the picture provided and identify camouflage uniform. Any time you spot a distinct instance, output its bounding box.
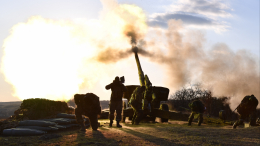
[106,76,127,127]
[188,99,205,126]
[129,86,145,125]
[143,86,156,110]
[233,95,259,129]
[143,75,156,114]
[74,93,101,131]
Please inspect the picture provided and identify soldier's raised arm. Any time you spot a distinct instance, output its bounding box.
[105,83,113,90]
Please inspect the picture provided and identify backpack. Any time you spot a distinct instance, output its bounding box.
[248,95,258,108]
[189,99,205,113]
[241,95,259,109]
[238,95,259,114]
[74,93,101,115]
[85,93,101,115]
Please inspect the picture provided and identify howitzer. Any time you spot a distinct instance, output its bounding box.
[133,47,157,111]
[121,46,170,123]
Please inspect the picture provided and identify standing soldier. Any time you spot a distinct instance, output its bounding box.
[233,94,259,129]
[74,93,101,131]
[129,86,145,125]
[143,75,156,113]
[188,98,205,126]
[106,76,127,127]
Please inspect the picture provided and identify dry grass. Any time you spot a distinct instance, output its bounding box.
[0,119,259,146]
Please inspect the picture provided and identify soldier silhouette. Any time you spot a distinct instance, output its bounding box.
[74,93,101,131]
[106,76,127,127]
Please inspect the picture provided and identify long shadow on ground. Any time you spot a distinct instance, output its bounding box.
[153,124,260,146]
[76,129,119,146]
[119,126,186,146]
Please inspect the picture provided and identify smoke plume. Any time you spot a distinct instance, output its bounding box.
[95,48,132,63]
[129,19,259,109]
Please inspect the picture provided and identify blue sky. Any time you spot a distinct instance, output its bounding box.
[0,0,259,102]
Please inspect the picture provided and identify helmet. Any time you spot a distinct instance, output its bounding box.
[115,76,119,81]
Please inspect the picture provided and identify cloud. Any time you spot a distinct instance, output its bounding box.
[148,13,229,33]
[149,13,212,27]
[171,0,232,18]
[148,0,232,33]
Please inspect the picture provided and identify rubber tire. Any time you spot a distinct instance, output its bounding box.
[160,103,169,122]
[150,116,156,123]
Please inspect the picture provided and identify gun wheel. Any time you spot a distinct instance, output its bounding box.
[160,103,169,122]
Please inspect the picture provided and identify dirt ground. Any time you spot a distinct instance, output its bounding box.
[0,119,260,146]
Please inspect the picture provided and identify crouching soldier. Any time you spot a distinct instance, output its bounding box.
[233,94,259,129]
[74,93,101,131]
[129,86,145,125]
[188,98,205,126]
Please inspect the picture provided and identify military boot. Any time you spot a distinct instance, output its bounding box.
[134,119,140,125]
[232,121,238,129]
[188,118,192,126]
[109,120,113,127]
[134,122,140,125]
[233,120,244,129]
[188,113,194,126]
[117,121,122,128]
[198,115,203,126]
[132,115,136,125]
[79,123,86,132]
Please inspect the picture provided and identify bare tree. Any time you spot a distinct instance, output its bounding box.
[168,84,236,119]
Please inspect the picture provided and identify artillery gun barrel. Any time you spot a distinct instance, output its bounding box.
[134,50,145,86]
